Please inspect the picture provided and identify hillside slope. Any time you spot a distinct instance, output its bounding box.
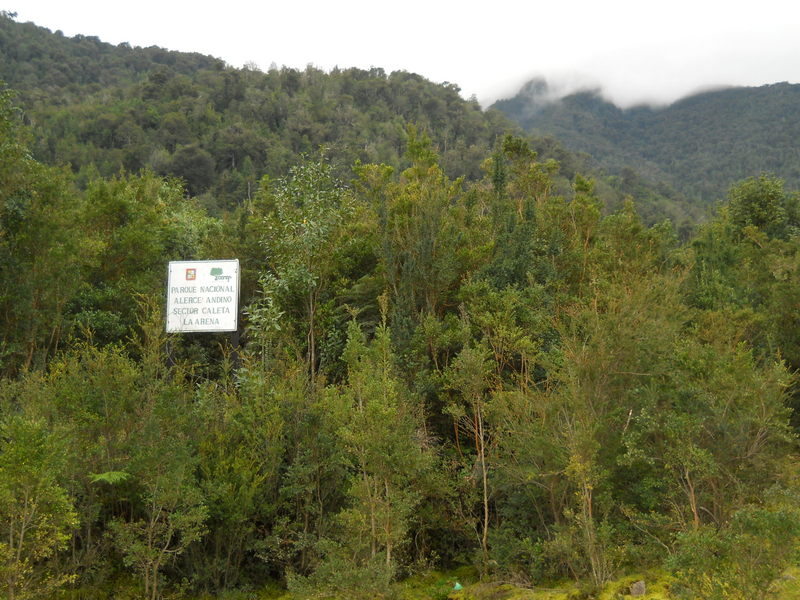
[494,78,800,203]
[0,12,698,224]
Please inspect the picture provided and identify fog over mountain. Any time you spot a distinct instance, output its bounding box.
[495,68,786,112]
[493,78,800,203]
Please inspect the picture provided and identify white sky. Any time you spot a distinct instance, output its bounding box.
[10,1,800,107]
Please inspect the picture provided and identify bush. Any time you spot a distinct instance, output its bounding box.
[668,505,800,599]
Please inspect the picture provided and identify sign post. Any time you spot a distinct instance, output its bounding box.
[166,259,240,333]
[166,259,241,368]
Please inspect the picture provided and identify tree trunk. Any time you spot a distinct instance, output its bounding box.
[307,292,316,380]
[385,479,392,568]
[477,407,490,570]
[684,467,701,530]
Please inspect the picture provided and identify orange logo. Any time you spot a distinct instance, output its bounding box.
[186,268,196,280]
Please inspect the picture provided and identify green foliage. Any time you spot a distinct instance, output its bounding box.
[0,85,220,372]
[1,14,532,212]
[685,174,800,378]
[728,174,788,237]
[287,540,395,599]
[88,471,131,485]
[495,79,800,208]
[290,318,440,596]
[0,414,78,599]
[669,506,800,599]
[69,171,216,347]
[246,157,360,379]
[189,368,285,591]
[0,85,96,372]
[2,39,800,598]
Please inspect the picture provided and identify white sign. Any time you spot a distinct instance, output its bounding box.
[166,260,239,333]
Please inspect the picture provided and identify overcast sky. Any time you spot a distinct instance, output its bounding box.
[11,0,800,107]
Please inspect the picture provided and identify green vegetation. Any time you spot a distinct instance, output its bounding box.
[1,12,693,227]
[494,78,800,206]
[2,13,800,600]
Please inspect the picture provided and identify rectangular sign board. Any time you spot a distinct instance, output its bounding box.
[166,259,239,333]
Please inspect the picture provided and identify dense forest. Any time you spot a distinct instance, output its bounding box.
[0,12,700,230]
[3,12,800,600]
[494,78,800,204]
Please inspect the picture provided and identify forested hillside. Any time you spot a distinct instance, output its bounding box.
[0,12,699,226]
[494,78,800,203]
[3,12,800,600]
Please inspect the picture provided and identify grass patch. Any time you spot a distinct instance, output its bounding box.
[54,565,800,599]
[770,565,800,600]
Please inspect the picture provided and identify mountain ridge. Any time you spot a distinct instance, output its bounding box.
[1,12,701,226]
[492,79,800,203]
